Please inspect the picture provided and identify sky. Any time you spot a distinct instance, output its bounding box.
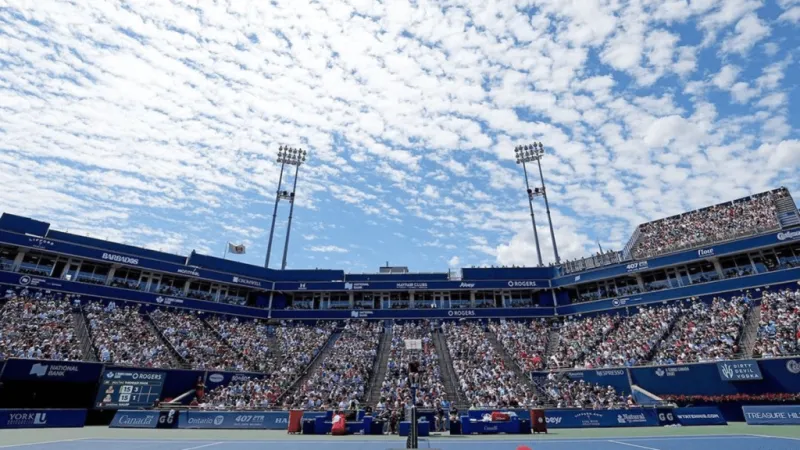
[0,0,798,275]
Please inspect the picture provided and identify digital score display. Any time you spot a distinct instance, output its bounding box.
[95,369,166,409]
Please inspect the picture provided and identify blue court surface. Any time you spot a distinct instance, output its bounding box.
[3,435,799,450]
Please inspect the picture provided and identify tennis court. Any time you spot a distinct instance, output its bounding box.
[1,426,799,450]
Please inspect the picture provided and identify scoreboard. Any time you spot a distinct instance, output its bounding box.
[95,369,166,409]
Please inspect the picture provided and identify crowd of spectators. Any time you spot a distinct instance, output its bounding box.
[548,315,617,369]
[0,291,83,361]
[443,321,537,408]
[199,377,282,410]
[633,189,785,258]
[543,372,633,409]
[149,309,247,371]
[84,301,175,368]
[581,304,683,368]
[652,296,751,365]
[205,316,277,372]
[379,321,446,408]
[753,288,799,358]
[287,321,381,410]
[490,319,550,372]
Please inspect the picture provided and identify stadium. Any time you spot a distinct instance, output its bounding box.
[1,1,800,450]
[0,186,799,449]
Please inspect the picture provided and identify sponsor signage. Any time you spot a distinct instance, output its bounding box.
[673,407,727,426]
[626,261,649,273]
[717,360,763,381]
[560,369,632,394]
[777,230,800,241]
[95,369,166,409]
[204,371,263,391]
[178,411,290,430]
[0,230,271,288]
[543,409,658,428]
[743,405,800,425]
[110,410,179,429]
[0,409,87,429]
[0,359,103,383]
[697,248,715,258]
[276,279,546,291]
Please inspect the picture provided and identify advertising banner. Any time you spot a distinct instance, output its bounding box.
[0,409,87,429]
[0,358,103,383]
[543,409,659,428]
[204,372,265,392]
[563,369,632,394]
[178,411,289,430]
[673,407,727,426]
[743,406,800,425]
[717,360,763,381]
[110,410,179,429]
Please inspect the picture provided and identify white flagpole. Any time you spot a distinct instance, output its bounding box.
[223,242,229,260]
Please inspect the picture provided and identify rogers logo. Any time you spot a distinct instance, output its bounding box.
[448,310,476,317]
[507,280,537,287]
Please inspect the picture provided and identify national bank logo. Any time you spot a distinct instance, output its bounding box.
[18,275,32,286]
[30,363,48,377]
[787,360,800,374]
[655,368,665,377]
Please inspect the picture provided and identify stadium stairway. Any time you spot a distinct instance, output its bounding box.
[544,327,561,362]
[365,321,392,406]
[775,195,800,227]
[738,303,762,359]
[73,308,98,362]
[432,328,466,408]
[144,311,191,369]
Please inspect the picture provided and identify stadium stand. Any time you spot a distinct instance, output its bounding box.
[543,371,632,409]
[379,320,446,408]
[651,295,752,365]
[83,301,176,368]
[0,291,82,361]
[489,319,550,372]
[752,288,800,358]
[631,188,786,259]
[149,309,248,371]
[443,321,538,408]
[285,321,381,410]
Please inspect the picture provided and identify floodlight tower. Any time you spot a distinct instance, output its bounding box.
[264,146,307,269]
[514,145,543,267]
[516,142,560,264]
[280,148,307,270]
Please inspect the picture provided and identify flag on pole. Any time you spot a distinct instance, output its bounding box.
[228,243,246,255]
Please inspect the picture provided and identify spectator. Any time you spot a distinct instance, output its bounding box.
[544,372,630,409]
[548,315,617,369]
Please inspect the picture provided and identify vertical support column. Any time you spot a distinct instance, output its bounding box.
[105,266,117,285]
[12,251,25,271]
[522,161,543,266]
[265,162,286,269]
[281,164,301,270]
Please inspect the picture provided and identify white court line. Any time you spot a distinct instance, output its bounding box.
[608,440,661,450]
[180,443,224,450]
[81,436,756,444]
[0,438,88,449]
[747,434,800,441]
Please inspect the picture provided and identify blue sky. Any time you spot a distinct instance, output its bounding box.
[0,0,798,274]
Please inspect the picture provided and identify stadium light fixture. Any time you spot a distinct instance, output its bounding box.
[265,146,307,269]
[515,142,560,264]
[514,145,543,267]
[281,148,307,271]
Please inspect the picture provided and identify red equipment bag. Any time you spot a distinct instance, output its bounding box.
[331,413,347,435]
[491,411,510,422]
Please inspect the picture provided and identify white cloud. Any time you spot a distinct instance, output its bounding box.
[721,13,770,55]
[448,256,460,267]
[307,245,349,253]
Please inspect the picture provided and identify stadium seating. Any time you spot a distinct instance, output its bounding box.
[84,301,176,368]
[0,291,82,361]
[632,189,786,259]
[379,321,446,408]
[752,288,800,358]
